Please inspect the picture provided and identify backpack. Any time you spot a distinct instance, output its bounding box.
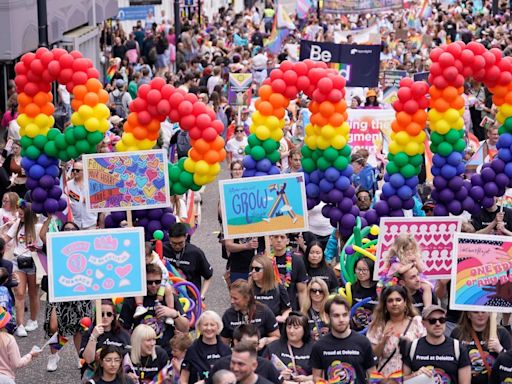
[409,338,460,362]
[0,286,16,334]
[148,46,158,62]
[176,130,191,158]
[113,92,127,119]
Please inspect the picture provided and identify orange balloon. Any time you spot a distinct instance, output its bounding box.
[412,109,427,124]
[71,99,82,111]
[329,113,344,127]
[189,148,202,161]
[450,96,465,110]
[24,103,40,118]
[73,85,88,101]
[147,131,159,141]
[319,101,335,117]
[123,123,134,133]
[133,127,147,140]
[86,78,102,93]
[258,101,273,116]
[492,85,509,98]
[218,148,227,161]
[17,93,32,107]
[83,92,99,107]
[493,95,505,107]
[204,150,220,164]
[315,114,329,127]
[127,113,138,127]
[309,101,319,114]
[391,120,402,133]
[98,90,109,104]
[505,91,512,105]
[210,136,225,151]
[342,112,348,121]
[41,103,55,115]
[269,93,287,108]
[258,85,273,100]
[429,86,443,99]
[432,98,450,112]
[334,100,347,113]
[33,92,47,107]
[442,86,459,101]
[274,107,285,119]
[396,111,412,126]
[406,122,423,136]
[193,138,210,154]
[147,119,160,132]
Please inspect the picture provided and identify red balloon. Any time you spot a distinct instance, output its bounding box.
[432,76,448,89]
[397,87,412,103]
[73,58,91,72]
[138,111,152,125]
[40,51,54,67]
[202,127,217,141]
[212,120,224,134]
[59,54,74,69]
[30,59,44,76]
[150,77,166,90]
[69,50,82,59]
[157,99,170,115]
[443,67,458,82]
[482,51,496,67]
[430,47,444,62]
[284,85,298,100]
[317,78,333,94]
[35,47,48,59]
[403,100,419,114]
[294,62,308,76]
[169,92,184,109]
[392,100,404,112]
[15,62,27,75]
[169,110,180,123]
[453,60,463,74]
[138,84,151,100]
[147,105,159,117]
[473,69,486,82]
[271,79,286,94]
[283,70,297,86]
[87,67,100,79]
[180,115,196,130]
[184,93,198,103]
[42,70,53,83]
[146,89,162,105]
[467,41,485,55]
[462,66,473,78]
[161,84,174,100]
[460,49,475,66]
[499,58,512,73]
[438,52,455,68]
[305,85,315,98]
[296,76,311,91]
[14,75,28,91]
[485,65,501,83]
[331,76,346,90]
[499,72,512,85]
[178,100,193,116]
[418,98,429,110]
[447,43,462,58]
[192,102,207,116]
[280,61,293,73]
[189,127,202,140]
[131,98,147,112]
[472,55,486,70]
[411,82,427,98]
[47,61,60,78]
[72,71,88,85]
[206,109,216,121]
[312,89,327,104]
[270,69,284,81]
[24,82,39,96]
[52,48,67,60]
[399,78,413,88]
[21,52,35,66]
[328,89,343,102]
[27,70,42,83]
[196,114,212,129]
[303,59,316,70]
[308,68,325,85]
[58,68,73,84]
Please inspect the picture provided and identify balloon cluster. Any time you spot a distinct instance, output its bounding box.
[116,77,226,194]
[425,42,512,215]
[15,48,107,214]
[373,79,429,218]
[104,208,176,241]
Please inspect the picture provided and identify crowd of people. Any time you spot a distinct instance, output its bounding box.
[1,0,512,383]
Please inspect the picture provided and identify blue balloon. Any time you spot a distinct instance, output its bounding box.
[21,157,35,171]
[431,166,440,176]
[498,132,512,149]
[405,176,419,188]
[325,167,340,182]
[303,172,310,184]
[389,173,405,188]
[384,173,390,182]
[456,163,466,175]
[397,185,413,200]
[243,156,256,169]
[45,165,60,178]
[341,165,353,178]
[243,169,256,177]
[256,159,272,172]
[447,152,462,166]
[28,164,45,180]
[310,170,323,184]
[319,179,334,193]
[255,171,268,176]
[505,162,512,178]
[37,153,56,168]
[306,183,320,198]
[441,164,457,179]
[269,166,281,175]
[334,176,350,191]
[432,154,446,168]
[382,183,396,198]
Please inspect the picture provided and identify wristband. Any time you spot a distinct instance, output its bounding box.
[89,336,97,342]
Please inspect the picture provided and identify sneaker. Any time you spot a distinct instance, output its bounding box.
[47,354,60,372]
[25,319,38,332]
[15,325,27,337]
[134,305,148,318]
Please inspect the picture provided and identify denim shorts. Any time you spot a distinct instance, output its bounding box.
[12,258,36,275]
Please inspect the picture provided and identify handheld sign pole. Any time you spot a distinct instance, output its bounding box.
[490,313,498,339]
[96,300,102,327]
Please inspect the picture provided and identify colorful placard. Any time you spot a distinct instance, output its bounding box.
[47,228,146,302]
[450,232,512,313]
[219,173,309,239]
[83,149,170,212]
[374,217,463,280]
[228,73,253,106]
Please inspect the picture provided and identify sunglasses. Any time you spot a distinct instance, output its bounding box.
[102,311,114,317]
[310,288,324,294]
[235,130,244,133]
[147,279,162,285]
[251,266,263,272]
[72,169,82,173]
[358,196,370,201]
[427,317,446,325]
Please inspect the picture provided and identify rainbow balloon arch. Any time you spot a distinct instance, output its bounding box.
[242,41,512,238]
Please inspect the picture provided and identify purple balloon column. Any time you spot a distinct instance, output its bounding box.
[105,208,176,241]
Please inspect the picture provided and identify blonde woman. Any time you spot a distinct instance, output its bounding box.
[300,278,330,341]
[0,192,19,260]
[249,255,291,323]
[127,324,169,383]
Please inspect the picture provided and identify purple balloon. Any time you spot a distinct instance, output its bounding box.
[448,177,464,191]
[469,186,485,201]
[462,197,475,212]
[38,175,54,189]
[306,183,320,198]
[340,214,356,229]
[397,185,412,200]
[132,209,148,220]
[269,166,281,175]
[147,220,162,234]
[382,183,396,198]
[441,164,457,179]
[402,198,415,210]
[350,206,360,217]
[44,198,59,214]
[433,176,448,190]
[439,189,454,202]
[499,148,512,163]
[307,198,318,210]
[31,201,43,214]
[341,165,353,178]
[111,211,127,222]
[104,215,116,228]
[339,197,353,213]
[21,157,35,170]
[496,173,510,188]
[57,198,67,211]
[454,188,468,201]
[148,209,163,220]
[328,188,343,203]
[433,204,448,216]
[257,159,272,172]
[344,186,355,199]
[481,167,496,183]
[374,201,390,216]
[25,177,38,190]
[447,152,462,166]
[137,218,149,228]
[31,187,47,203]
[388,196,402,210]
[329,207,342,222]
[161,213,176,228]
[448,200,462,215]
[484,182,498,197]
[48,186,62,200]
[405,176,419,188]
[310,170,323,184]
[471,173,484,187]
[433,154,446,167]
[364,209,379,225]
[321,204,332,218]
[491,158,506,173]
[389,209,404,217]
[254,171,267,177]
[481,196,495,208]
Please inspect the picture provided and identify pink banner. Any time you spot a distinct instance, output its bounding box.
[374,217,463,280]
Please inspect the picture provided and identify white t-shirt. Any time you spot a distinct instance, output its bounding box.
[66,179,98,229]
[58,84,70,105]
[307,202,334,237]
[7,220,43,257]
[226,137,248,162]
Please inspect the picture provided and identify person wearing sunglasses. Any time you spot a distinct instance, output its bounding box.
[65,161,103,230]
[450,311,511,384]
[120,263,188,358]
[367,285,425,376]
[80,299,131,380]
[225,125,248,165]
[249,255,291,324]
[299,278,329,341]
[403,305,471,384]
[355,189,372,212]
[86,345,135,384]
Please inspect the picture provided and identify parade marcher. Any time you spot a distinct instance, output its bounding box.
[300,278,329,341]
[303,241,338,293]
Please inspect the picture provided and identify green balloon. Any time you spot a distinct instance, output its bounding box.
[499,126,506,135]
[302,158,315,173]
[386,162,399,175]
[64,127,75,143]
[410,154,423,167]
[87,131,104,145]
[66,146,79,159]
[33,135,48,150]
[76,140,90,154]
[437,142,453,157]
[25,145,40,160]
[324,147,338,162]
[262,139,276,154]
[153,230,164,240]
[268,150,280,164]
[247,134,261,147]
[333,156,348,171]
[430,143,438,153]
[430,132,443,145]
[453,139,466,153]
[505,117,512,131]
[20,136,32,149]
[55,134,67,149]
[317,157,330,171]
[20,149,25,157]
[172,183,187,195]
[58,150,70,162]
[47,128,60,140]
[244,146,251,156]
[43,141,58,157]
[169,166,181,182]
[400,164,416,178]
[251,146,265,161]
[190,183,201,192]
[311,150,321,162]
[394,152,409,167]
[340,145,351,157]
[178,157,187,169]
[301,146,312,158]
[179,171,194,187]
[414,165,421,175]
[445,129,460,145]
[73,126,88,141]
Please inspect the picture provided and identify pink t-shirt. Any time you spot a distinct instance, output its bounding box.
[0,333,32,379]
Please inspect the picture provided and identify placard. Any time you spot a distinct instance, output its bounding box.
[47,228,146,302]
[219,173,309,239]
[83,149,170,212]
[322,0,403,14]
[374,217,463,280]
[228,73,253,106]
[450,232,512,313]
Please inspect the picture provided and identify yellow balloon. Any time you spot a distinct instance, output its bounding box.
[252,111,263,125]
[388,141,401,155]
[249,124,256,135]
[195,160,210,175]
[496,112,505,124]
[78,105,94,120]
[209,163,221,176]
[93,104,111,120]
[428,109,441,122]
[84,117,100,132]
[340,122,350,136]
[25,123,40,138]
[137,139,155,150]
[115,141,127,152]
[184,158,195,173]
[443,108,459,123]
[453,118,464,130]
[414,131,426,143]
[255,125,271,140]
[305,124,314,136]
[501,103,512,118]
[404,142,419,156]
[434,120,451,135]
[34,114,49,129]
[270,129,283,142]
[316,136,329,150]
[120,133,136,147]
[321,125,336,139]
[98,119,110,133]
[265,115,280,131]
[305,136,316,149]
[17,114,30,129]
[48,115,55,128]
[331,135,346,149]
[71,112,83,127]
[395,131,410,146]
[193,174,208,186]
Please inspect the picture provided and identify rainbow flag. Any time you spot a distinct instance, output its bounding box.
[418,0,432,19]
[106,64,117,85]
[265,5,295,55]
[149,363,171,384]
[49,333,68,351]
[369,370,403,383]
[296,0,313,20]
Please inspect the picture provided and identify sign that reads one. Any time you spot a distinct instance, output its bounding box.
[219,173,309,239]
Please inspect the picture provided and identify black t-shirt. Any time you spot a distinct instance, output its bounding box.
[163,242,213,290]
[491,350,512,383]
[351,282,378,331]
[263,339,313,375]
[79,328,131,374]
[120,294,184,357]
[411,289,439,315]
[307,265,339,293]
[306,308,329,338]
[445,281,462,324]
[229,237,265,273]
[471,206,512,233]
[220,304,279,340]
[87,377,136,384]
[451,326,512,384]
[132,345,169,382]
[181,337,231,383]
[253,284,291,317]
[404,336,471,384]
[112,44,127,60]
[208,355,282,384]
[255,376,273,384]
[275,253,308,310]
[310,331,377,384]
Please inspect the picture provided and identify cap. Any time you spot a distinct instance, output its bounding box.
[0,307,11,329]
[242,107,250,113]
[366,90,377,97]
[422,305,447,319]
[115,79,125,88]
[422,200,435,208]
[110,115,123,125]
